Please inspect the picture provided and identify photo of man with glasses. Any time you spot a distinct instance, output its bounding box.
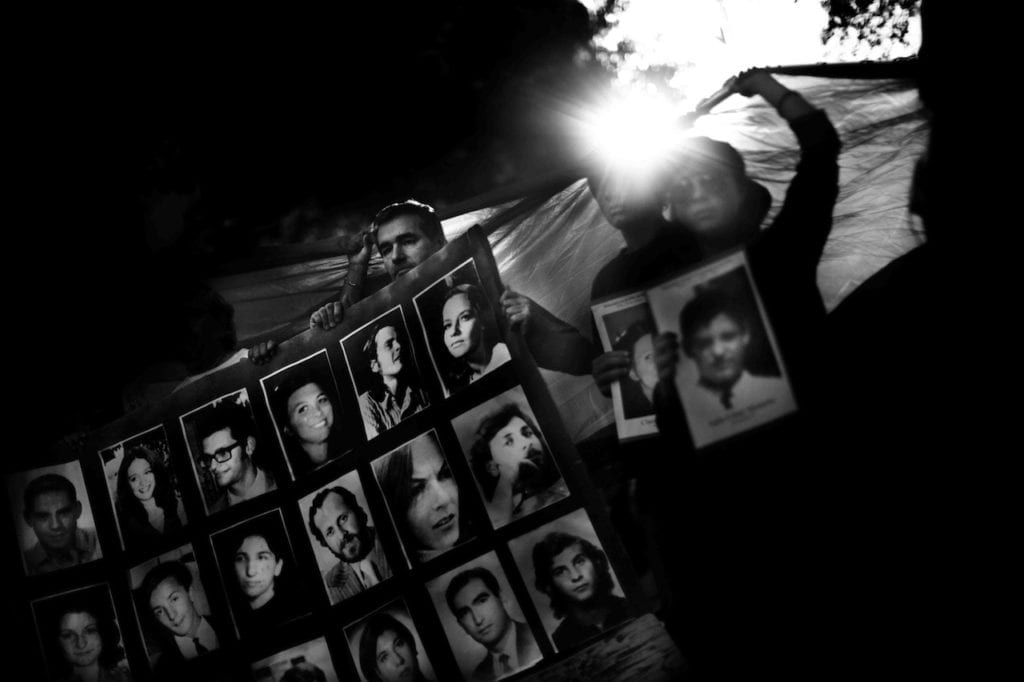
[183,391,277,514]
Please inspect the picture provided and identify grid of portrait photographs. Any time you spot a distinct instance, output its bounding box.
[5,227,640,682]
[647,249,797,448]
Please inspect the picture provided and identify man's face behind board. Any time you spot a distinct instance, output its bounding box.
[377,215,442,280]
[692,312,749,389]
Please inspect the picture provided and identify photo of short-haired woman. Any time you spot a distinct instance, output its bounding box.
[508,508,630,653]
[414,259,511,397]
[373,430,476,565]
[260,349,356,479]
[210,509,309,640]
[32,583,134,682]
[99,425,187,553]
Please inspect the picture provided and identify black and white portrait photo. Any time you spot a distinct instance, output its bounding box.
[591,293,660,442]
[99,425,187,553]
[413,259,511,396]
[179,389,279,516]
[508,508,629,653]
[298,469,393,606]
[426,551,543,681]
[451,386,569,529]
[647,251,796,448]
[372,430,474,565]
[260,349,357,479]
[129,544,221,679]
[340,306,429,441]
[31,584,133,682]
[344,601,436,682]
[251,636,339,682]
[7,462,103,577]
[210,508,309,640]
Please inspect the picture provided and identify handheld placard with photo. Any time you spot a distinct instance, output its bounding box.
[591,293,660,443]
[646,250,797,448]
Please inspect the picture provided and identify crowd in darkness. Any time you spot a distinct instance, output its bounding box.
[22,2,999,678]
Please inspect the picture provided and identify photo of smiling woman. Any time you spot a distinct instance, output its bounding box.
[261,350,355,478]
[32,584,133,682]
[210,509,308,639]
[99,425,187,553]
[414,260,511,397]
[345,602,435,682]
[373,430,474,564]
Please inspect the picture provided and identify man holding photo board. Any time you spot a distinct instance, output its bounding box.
[254,200,593,376]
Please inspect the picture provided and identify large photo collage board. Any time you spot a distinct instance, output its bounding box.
[4,227,642,682]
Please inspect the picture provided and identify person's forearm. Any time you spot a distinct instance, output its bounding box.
[340,263,367,307]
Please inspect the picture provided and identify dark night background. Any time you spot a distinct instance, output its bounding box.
[19,2,610,452]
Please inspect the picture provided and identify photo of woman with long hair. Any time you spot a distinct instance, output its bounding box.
[439,282,509,390]
[114,443,186,552]
[414,261,511,396]
[374,431,472,564]
[269,369,349,476]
